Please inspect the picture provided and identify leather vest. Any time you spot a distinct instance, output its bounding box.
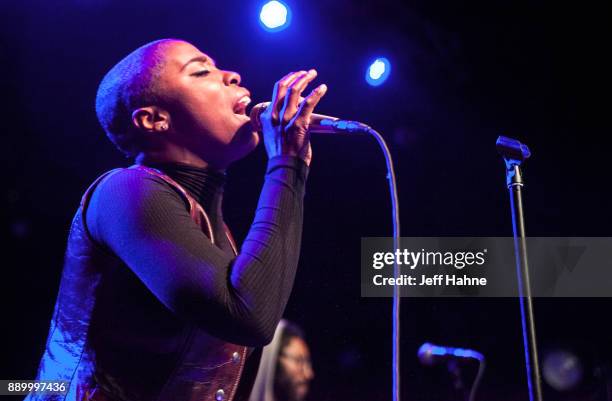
[28,166,256,401]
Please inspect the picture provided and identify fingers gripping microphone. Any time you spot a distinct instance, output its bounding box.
[417,343,485,366]
[249,102,371,134]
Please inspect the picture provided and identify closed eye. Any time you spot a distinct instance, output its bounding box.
[192,70,210,77]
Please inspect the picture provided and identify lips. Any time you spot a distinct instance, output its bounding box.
[233,93,251,115]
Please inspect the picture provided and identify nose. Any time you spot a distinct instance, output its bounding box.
[223,70,241,86]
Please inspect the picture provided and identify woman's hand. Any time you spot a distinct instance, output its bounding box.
[259,70,327,166]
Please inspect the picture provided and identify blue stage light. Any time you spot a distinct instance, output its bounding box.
[259,1,291,32]
[366,57,391,86]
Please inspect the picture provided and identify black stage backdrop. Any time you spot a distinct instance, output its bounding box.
[2,1,611,400]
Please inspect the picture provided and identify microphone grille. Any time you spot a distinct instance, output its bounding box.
[249,102,270,132]
[417,343,436,366]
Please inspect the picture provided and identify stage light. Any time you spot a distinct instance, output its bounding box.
[542,349,583,391]
[366,57,391,87]
[259,1,291,32]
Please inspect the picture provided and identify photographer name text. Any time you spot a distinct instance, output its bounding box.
[373,274,487,286]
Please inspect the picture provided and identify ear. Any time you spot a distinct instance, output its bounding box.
[131,106,171,133]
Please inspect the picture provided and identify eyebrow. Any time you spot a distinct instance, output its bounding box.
[181,55,216,71]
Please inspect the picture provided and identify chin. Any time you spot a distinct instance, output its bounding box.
[237,126,259,149]
[245,129,260,148]
[229,128,259,163]
[294,388,308,401]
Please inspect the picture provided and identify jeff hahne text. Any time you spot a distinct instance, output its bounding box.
[372,248,488,287]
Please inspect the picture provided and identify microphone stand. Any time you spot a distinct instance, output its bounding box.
[496,136,543,401]
[341,123,401,401]
[363,126,401,401]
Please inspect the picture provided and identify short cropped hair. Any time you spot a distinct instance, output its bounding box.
[95,39,176,157]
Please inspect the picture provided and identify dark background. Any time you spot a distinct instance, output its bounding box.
[2,0,611,399]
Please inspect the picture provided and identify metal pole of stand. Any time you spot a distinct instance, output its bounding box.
[313,120,401,401]
[496,136,543,401]
[365,127,401,401]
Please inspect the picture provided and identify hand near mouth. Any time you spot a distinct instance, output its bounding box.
[258,69,327,166]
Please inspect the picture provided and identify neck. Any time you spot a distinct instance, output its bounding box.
[142,161,227,220]
[136,145,228,172]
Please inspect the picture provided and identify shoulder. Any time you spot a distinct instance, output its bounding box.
[88,166,185,212]
[94,166,164,193]
[85,167,195,240]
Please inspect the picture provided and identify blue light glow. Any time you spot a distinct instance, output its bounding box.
[259,1,291,32]
[366,57,391,87]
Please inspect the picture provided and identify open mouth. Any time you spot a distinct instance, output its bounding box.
[233,95,251,115]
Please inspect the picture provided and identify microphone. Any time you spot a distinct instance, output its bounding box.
[417,342,485,366]
[496,136,531,162]
[249,102,371,134]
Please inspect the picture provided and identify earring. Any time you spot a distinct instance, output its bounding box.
[160,124,168,131]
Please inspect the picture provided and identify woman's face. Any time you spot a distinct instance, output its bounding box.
[158,40,259,168]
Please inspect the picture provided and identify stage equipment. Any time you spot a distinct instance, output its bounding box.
[542,349,583,391]
[250,102,372,134]
[259,1,291,32]
[366,57,391,87]
[497,136,543,401]
[418,342,486,401]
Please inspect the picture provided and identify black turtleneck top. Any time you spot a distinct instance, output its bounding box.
[85,156,308,346]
